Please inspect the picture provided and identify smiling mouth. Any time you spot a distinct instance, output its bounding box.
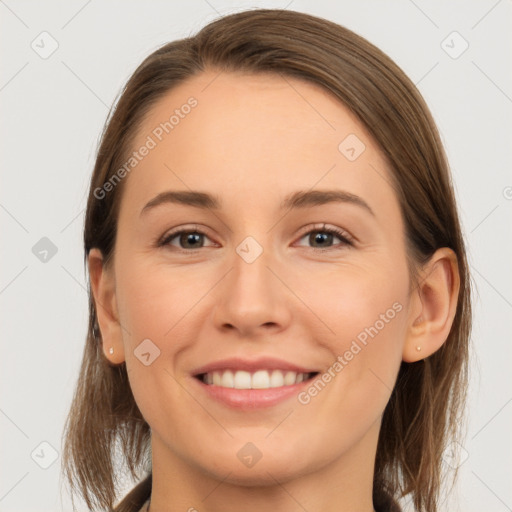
[195,369,320,389]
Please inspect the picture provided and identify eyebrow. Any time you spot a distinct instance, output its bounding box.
[140,189,375,217]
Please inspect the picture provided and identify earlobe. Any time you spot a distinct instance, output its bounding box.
[88,248,126,364]
[403,248,460,362]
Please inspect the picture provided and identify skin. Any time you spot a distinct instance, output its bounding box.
[89,70,460,512]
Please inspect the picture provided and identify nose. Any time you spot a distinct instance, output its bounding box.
[212,240,292,338]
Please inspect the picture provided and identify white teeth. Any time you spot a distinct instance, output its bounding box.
[202,369,312,389]
[234,370,252,389]
[251,370,270,389]
[212,371,222,386]
[221,370,234,388]
[283,371,296,386]
[269,370,284,387]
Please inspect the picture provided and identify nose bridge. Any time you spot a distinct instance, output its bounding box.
[213,231,291,333]
[231,233,276,305]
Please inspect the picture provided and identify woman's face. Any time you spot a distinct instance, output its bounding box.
[103,70,415,484]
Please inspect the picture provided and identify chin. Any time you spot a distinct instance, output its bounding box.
[199,457,307,488]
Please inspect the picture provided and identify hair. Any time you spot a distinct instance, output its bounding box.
[61,8,472,512]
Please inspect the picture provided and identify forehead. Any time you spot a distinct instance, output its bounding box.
[121,70,396,218]
[134,70,378,156]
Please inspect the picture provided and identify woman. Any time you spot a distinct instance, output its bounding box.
[62,8,471,512]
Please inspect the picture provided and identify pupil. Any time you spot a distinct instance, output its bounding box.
[182,233,201,248]
[313,232,331,246]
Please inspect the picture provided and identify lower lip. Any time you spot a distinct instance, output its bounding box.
[192,375,315,409]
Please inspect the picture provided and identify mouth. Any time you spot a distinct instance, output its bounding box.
[195,369,320,389]
[191,357,322,409]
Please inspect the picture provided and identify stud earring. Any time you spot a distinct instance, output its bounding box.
[109,347,114,355]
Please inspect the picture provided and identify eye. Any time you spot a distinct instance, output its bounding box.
[158,226,216,251]
[157,223,354,252]
[295,224,354,250]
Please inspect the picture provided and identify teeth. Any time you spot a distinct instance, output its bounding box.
[203,369,311,389]
[234,370,252,389]
[284,371,297,386]
[221,370,234,388]
[252,370,269,389]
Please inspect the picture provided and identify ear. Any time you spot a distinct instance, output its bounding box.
[403,247,460,362]
[88,248,125,364]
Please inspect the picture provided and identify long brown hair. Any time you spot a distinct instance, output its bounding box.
[61,8,472,512]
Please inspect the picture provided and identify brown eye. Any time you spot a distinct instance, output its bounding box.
[296,226,354,250]
[160,229,215,250]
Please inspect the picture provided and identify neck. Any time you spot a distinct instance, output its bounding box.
[147,421,380,512]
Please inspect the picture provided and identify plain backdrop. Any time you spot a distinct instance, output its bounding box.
[1,1,511,511]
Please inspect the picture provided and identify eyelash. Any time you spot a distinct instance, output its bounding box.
[157,223,354,253]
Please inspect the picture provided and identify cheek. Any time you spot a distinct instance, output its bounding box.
[299,264,408,403]
[302,263,408,342]
[114,261,197,425]
[115,257,200,345]
[292,273,407,452]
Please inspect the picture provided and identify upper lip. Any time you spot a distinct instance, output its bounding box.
[192,357,319,376]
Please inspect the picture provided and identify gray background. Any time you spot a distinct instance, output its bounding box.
[1,1,511,511]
